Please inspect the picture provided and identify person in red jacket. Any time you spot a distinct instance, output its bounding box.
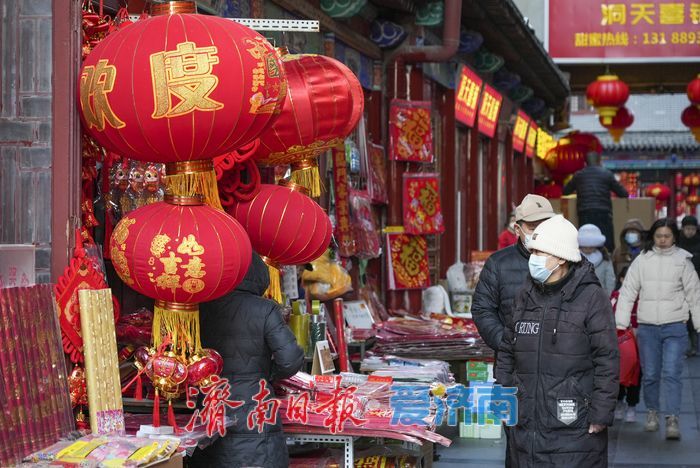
[610,266,640,423]
[497,213,517,250]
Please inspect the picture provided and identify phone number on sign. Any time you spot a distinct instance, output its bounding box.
[641,31,700,44]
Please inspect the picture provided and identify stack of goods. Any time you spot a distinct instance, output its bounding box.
[360,355,453,384]
[371,317,493,361]
[276,373,451,447]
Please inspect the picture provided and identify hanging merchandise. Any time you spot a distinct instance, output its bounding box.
[254,50,364,197]
[367,142,388,204]
[402,173,445,235]
[332,146,357,257]
[386,233,431,290]
[349,190,382,259]
[389,100,434,163]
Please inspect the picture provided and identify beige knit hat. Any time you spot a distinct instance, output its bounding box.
[528,214,582,262]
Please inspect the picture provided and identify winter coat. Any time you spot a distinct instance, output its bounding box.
[677,232,700,274]
[496,261,619,468]
[562,165,628,213]
[472,240,531,353]
[611,219,645,276]
[190,253,305,468]
[615,246,700,330]
[592,258,616,295]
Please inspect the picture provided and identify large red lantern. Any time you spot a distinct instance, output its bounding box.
[254,51,364,196]
[564,131,603,154]
[589,75,629,125]
[682,105,700,143]
[544,143,586,177]
[687,74,700,108]
[601,106,634,143]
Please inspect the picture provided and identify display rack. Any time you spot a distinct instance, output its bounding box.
[287,434,355,468]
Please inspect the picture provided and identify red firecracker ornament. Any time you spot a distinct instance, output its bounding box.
[687,74,700,109]
[682,105,700,143]
[254,50,364,196]
[601,106,634,143]
[589,74,629,125]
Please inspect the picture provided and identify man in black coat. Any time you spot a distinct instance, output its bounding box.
[190,252,305,468]
[563,151,629,252]
[678,215,700,356]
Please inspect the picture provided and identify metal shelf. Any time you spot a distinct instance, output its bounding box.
[287,434,355,467]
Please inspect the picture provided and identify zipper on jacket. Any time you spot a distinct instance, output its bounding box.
[533,304,547,465]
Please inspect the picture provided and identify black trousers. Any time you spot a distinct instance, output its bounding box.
[578,209,616,252]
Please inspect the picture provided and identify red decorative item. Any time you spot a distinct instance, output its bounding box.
[617,329,640,387]
[688,74,700,108]
[79,13,286,163]
[368,143,388,205]
[585,79,601,106]
[601,106,634,143]
[254,50,364,196]
[544,143,586,177]
[535,181,563,199]
[187,351,220,387]
[687,194,700,207]
[389,100,434,163]
[645,183,672,209]
[332,146,356,257]
[564,131,603,154]
[146,353,188,390]
[386,233,430,290]
[68,365,88,407]
[681,105,700,143]
[333,299,349,373]
[402,174,445,235]
[589,74,629,125]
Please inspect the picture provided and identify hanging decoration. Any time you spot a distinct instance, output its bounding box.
[564,131,603,154]
[682,105,700,143]
[645,183,672,210]
[332,146,357,258]
[588,74,629,125]
[403,174,445,235]
[600,106,634,143]
[349,190,382,259]
[368,142,389,205]
[687,74,700,109]
[386,233,431,290]
[543,143,586,178]
[389,100,434,163]
[253,50,364,197]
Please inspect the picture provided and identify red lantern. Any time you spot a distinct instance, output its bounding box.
[79,13,286,163]
[187,349,223,387]
[688,74,700,108]
[645,183,672,208]
[544,143,586,176]
[146,353,189,389]
[254,51,364,196]
[565,131,603,154]
[585,80,601,106]
[687,194,700,207]
[600,107,634,143]
[692,174,700,187]
[682,105,700,143]
[590,75,629,125]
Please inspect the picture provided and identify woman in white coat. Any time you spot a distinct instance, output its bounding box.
[616,218,700,440]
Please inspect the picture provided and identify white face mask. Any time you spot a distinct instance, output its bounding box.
[529,254,558,283]
[524,233,533,249]
[582,250,603,266]
[625,232,640,245]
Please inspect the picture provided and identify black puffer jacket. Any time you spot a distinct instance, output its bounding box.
[496,261,619,468]
[563,165,628,213]
[678,233,700,274]
[472,240,531,352]
[190,253,305,468]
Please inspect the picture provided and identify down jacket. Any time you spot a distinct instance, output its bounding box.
[190,253,305,468]
[615,246,700,330]
[562,165,628,213]
[472,240,531,353]
[496,261,619,468]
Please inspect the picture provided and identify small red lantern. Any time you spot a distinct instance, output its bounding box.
[187,349,223,387]
[254,51,364,196]
[590,74,629,125]
[601,106,634,143]
[682,105,700,143]
[146,353,189,389]
[687,194,700,207]
[687,74,700,108]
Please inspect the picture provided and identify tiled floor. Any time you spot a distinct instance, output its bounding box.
[434,355,700,467]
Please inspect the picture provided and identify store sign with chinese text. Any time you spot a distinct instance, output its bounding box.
[512,111,530,153]
[525,122,538,158]
[455,65,483,127]
[536,128,556,159]
[477,85,503,138]
[547,0,700,62]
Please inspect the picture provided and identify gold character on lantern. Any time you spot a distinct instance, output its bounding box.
[182,256,206,279]
[150,41,224,119]
[160,251,182,275]
[150,234,171,257]
[112,217,135,245]
[183,278,206,294]
[80,59,126,131]
[177,234,205,256]
[601,4,626,25]
[154,273,182,292]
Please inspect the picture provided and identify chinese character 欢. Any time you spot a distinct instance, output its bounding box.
[185,376,244,437]
[601,4,626,25]
[247,379,280,433]
[659,3,684,24]
[631,3,655,25]
[390,384,431,426]
[313,375,366,433]
[80,59,126,131]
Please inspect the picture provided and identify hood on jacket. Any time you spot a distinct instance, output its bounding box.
[618,218,646,244]
[235,251,269,296]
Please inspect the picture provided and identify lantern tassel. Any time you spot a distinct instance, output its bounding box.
[167,400,180,434]
[153,301,202,357]
[264,264,283,304]
[290,159,323,197]
[164,160,224,211]
[153,389,161,427]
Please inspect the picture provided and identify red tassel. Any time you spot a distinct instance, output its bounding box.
[152,390,161,427]
[135,375,143,400]
[167,401,180,435]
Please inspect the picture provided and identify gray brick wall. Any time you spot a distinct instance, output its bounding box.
[0,0,53,284]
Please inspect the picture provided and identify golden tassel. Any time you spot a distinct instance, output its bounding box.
[261,257,283,303]
[164,160,223,211]
[290,158,322,197]
[153,300,202,357]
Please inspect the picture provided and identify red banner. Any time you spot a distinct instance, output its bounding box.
[525,121,538,159]
[547,0,700,62]
[477,85,503,138]
[367,143,388,204]
[403,174,445,235]
[455,65,483,127]
[512,111,530,153]
[386,233,430,290]
[389,100,434,163]
[332,147,356,257]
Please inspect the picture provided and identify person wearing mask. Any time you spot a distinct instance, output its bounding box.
[472,194,555,466]
[498,212,518,250]
[563,151,629,252]
[191,252,305,468]
[496,215,619,467]
[612,219,646,276]
[677,215,700,357]
[615,218,700,440]
[578,223,616,294]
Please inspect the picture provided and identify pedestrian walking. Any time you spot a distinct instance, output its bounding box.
[677,215,700,357]
[578,223,616,294]
[612,219,646,276]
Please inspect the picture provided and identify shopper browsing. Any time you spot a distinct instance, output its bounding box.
[497,215,619,467]
[578,224,616,294]
[615,218,700,440]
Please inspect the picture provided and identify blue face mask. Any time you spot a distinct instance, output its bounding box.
[529,254,558,283]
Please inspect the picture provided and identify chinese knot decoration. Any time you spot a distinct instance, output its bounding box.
[687,74,700,109]
[79,11,287,208]
[253,50,364,197]
[587,74,629,126]
[682,105,700,143]
[600,106,634,143]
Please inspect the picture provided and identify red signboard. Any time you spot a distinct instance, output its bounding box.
[547,0,700,63]
[525,121,538,158]
[512,111,530,153]
[477,85,503,138]
[455,65,483,127]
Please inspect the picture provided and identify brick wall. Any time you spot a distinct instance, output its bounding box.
[0,0,52,283]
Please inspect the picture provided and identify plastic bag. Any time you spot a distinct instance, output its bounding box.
[618,328,640,387]
[302,252,353,301]
[421,285,452,316]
